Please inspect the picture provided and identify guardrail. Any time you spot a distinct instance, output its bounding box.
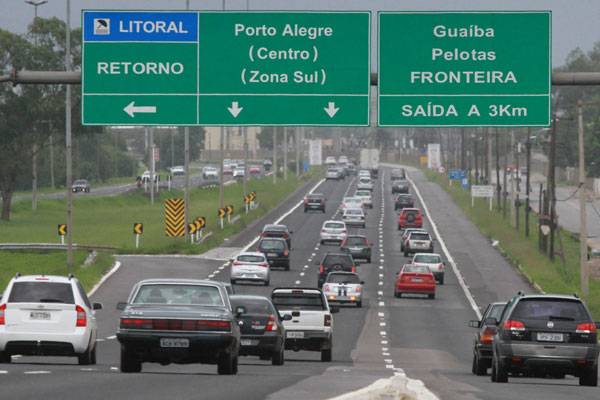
[0,243,117,251]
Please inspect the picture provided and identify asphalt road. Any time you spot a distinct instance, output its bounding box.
[2,166,598,400]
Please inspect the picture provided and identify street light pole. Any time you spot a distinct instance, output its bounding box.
[65,0,73,273]
[184,0,190,236]
[578,100,589,297]
[525,127,532,237]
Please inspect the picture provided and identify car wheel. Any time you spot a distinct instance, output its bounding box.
[428,293,435,299]
[285,264,290,271]
[474,353,487,376]
[217,352,236,375]
[230,279,237,285]
[579,364,598,386]
[120,346,142,373]
[367,258,371,263]
[259,354,271,361]
[472,353,477,375]
[78,345,94,365]
[492,354,508,383]
[90,346,97,365]
[356,300,362,308]
[321,348,332,362]
[272,346,285,366]
[264,280,270,286]
[394,291,401,298]
[403,251,408,257]
[232,356,238,375]
[0,351,11,364]
[320,240,324,245]
[439,275,445,285]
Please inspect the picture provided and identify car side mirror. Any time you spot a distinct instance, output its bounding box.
[468,320,480,328]
[360,281,365,285]
[484,317,498,326]
[596,322,600,329]
[330,306,340,314]
[116,302,127,310]
[235,306,246,317]
[289,231,294,234]
[281,314,293,321]
[92,303,103,310]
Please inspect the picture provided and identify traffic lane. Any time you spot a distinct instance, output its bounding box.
[382,167,598,399]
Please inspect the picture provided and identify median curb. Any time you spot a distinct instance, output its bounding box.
[327,374,439,400]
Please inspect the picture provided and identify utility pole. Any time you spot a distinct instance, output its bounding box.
[502,133,508,217]
[578,100,589,297]
[494,128,501,210]
[283,127,288,180]
[487,127,492,185]
[296,127,301,176]
[219,126,224,208]
[548,114,557,260]
[149,128,155,205]
[184,0,190,236]
[525,127,532,237]
[65,0,73,273]
[243,127,248,196]
[49,134,55,189]
[510,130,516,227]
[273,127,277,184]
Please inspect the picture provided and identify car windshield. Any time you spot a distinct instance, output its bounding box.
[413,254,441,263]
[403,265,430,274]
[359,178,370,183]
[344,198,361,204]
[327,274,360,284]
[272,292,325,310]
[355,191,370,197]
[259,239,285,250]
[133,284,224,306]
[345,209,362,216]
[398,195,412,201]
[237,254,265,263]
[307,195,323,200]
[346,237,367,246]
[410,233,430,241]
[511,299,590,322]
[74,180,87,185]
[230,298,273,315]
[324,222,344,229]
[264,225,286,232]
[8,282,75,304]
[323,254,352,267]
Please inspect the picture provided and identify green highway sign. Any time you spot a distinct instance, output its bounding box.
[82,11,370,126]
[378,11,551,127]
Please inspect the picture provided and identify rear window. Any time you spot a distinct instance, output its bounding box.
[355,191,370,197]
[323,254,353,267]
[346,237,367,246]
[259,239,285,250]
[307,195,323,200]
[237,254,265,263]
[326,274,360,284]
[272,293,325,310]
[264,225,286,232]
[8,282,75,304]
[410,233,430,241]
[359,178,370,183]
[403,265,430,274]
[324,222,344,229]
[230,298,274,314]
[413,254,440,263]
[345,209,362,216]
[133,284,224,306]
[511,298,590,322]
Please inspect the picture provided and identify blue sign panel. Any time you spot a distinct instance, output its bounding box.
[461,177,469,189]
[83,11,198,42]
[448,169,466,180]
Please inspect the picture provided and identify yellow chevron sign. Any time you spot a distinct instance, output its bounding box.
[57,224,67,236]
[195,217,206,230]
[188,222,198,234]
[250,191,257,200]
[133,223,143,235]
[218,207,226,218]
[226,205,234,215]
[165,198,185,237]
[244,195,251,204]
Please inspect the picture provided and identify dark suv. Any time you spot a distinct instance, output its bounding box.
[261,224,292,249]
[491,293,599,386]
[257,238,290,271]
[340,235,372,263]
[469,302,507,376]
[317,253,356,288]
[394,194,414,211]
[391,179,409,194]
[304,193,326,213]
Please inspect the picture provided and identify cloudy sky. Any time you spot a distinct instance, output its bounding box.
[0,0,598,67]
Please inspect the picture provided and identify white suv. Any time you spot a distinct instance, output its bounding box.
[320,220,348,244]
[0,274,102,365]
[271,287,338,362]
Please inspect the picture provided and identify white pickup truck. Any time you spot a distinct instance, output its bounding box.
[271,287,338,362]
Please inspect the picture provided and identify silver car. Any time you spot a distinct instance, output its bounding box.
[326,167,341,180]
[342,208,366,228]
[412,253,445,284]
[322,272,363,307]
[230,252,270,286]
[354,190,372,208]
[357,177,373,191]
[320,220,348,244]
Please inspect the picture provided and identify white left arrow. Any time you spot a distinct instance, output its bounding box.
[227,101,243,118]
[124,101,157,118]
[324,101,339,118]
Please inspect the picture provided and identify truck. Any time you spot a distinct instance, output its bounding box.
[360,149,380,178]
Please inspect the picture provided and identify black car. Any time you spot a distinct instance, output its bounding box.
[469,302,507,375]
[257,237,290,270]
[340,235,372,263]
[261,224,292,249]
[317,252,357,288]
[491,293,600,386]
[229,295,291,365]
[391,179,410,194]
[304,193,326,213]
[72,179,90,193]
[394,194,415,210]
[116,279,241,375]
[391,168,406,180]
[263,159,273,172]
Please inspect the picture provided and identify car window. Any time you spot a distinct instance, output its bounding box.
[346,237,367,246]
[323,254,352,267]
[324,222,345,229]
[259,239,285,250]
[272,293,325,310]
[355,191,370,197]
[8,282,75,304]
[403,265,430,274]
[511,299,590,322]
[359,178,370,183]
[237,255,265,263]
[75,281,92,308]
[345,209,362,215]
[326,274,360,284]
[488,304,506,321]
[413,254,440,263]
[230,298,273,314]
[410,233,430,241]
[133,284,224,306]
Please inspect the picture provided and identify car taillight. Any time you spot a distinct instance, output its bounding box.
[265,315,276,331]
[323,284,330,292]
[503,320,525,331]
[233,261,241,266]
[480,328,495,344]
[259,262,269,268]
[355,286,361,293]
[120,318,153,329]
[576,323,597,334]
[319,264,324,273]
[341,240,347,247]
[324,314,332,327]
[351,265,356,273]
[304,198,308,204]
[439,263,444,271]
[283,233,289,239]
[197,320,231,331]
[283,250,289,256]
[0,304,5,325]
[75,305,87,327]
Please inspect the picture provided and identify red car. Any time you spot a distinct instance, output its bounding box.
[249,166,260,174]
[394,264,436,299]
[398,208,423,230]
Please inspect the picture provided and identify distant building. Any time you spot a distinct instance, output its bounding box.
[203,126,261,160]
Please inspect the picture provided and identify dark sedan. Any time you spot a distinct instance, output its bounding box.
[469,302,506,375]
[261,224,292,249]
[394,194,415,210]
[116,279,241,375]
[391,179,410,194]
[72,179,90,193]
[257,237,290,270]
[230,295,291,365]
[304,193,326,213]
[340,235,372,263]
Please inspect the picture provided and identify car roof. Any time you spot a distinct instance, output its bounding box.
[237,251,266,257]
[12,275,75,283]
[326,271,358,276]
[323,252,352,257]
[272,287,322,294]
[323,220,345,224]
[516,294,583,301]
[401,208,420,212]
[413,252,441,258]
[346,234,367,239]
[259,237,287,243]
[344,208,363,213]
[136,279,223,286]
[263,224,287,231]
[229,294,272,302]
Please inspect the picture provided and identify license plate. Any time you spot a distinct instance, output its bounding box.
[241,339,259,346]
[160,338,190,348]
[287,331,304,339]
[412,278,423,282]
[268,253,278,257]
[537,332,564,342]
[30,311,51,320]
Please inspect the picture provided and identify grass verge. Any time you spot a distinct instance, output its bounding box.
[421,168,600,319]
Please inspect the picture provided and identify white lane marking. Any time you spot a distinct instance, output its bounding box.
[218,265,226,270]
[381,340,388,344]
[379,273,384,278]
[300,272,305,276]
[110,367,119,371]
[0,371,7,374]
[380,331,387,336]
[378,312,385,317]
[380,322,386,326]
[303,265,308,269]
[106,335,117,340]
[24,371,51,374]
[378,281,383,286]
[406,173,482,319]
[96,338,105,342]
[314,246,319,250]
[213,270,220,275]
[384,359,393,364]
[208,274,215,279]
[80,368,96,371]
[386,364,395,369]
[295,280,301,285]
[379,266,384,270]
[240,178,326,252]
[88,261,122,297]
[311,253,316,257]
[382,347,389,351]
[307,259,312,263]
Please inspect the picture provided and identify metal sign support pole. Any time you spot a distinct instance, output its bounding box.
[135,234,140,249]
